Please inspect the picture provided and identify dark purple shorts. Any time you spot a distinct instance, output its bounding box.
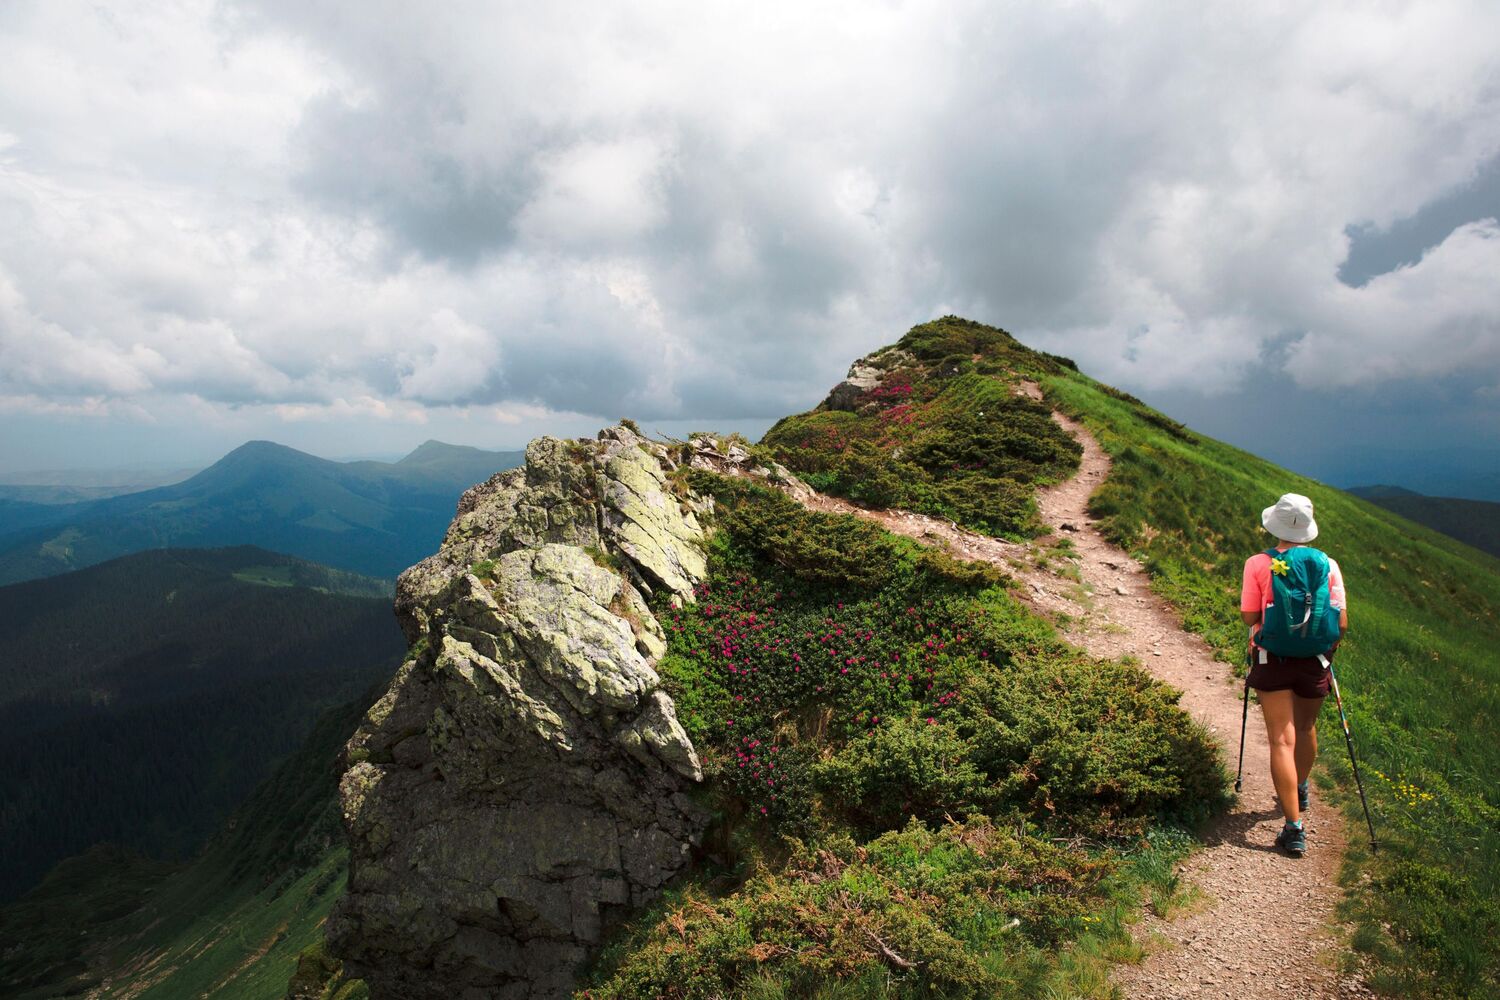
[1248,649,1333,699]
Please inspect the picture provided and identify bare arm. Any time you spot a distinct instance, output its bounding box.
[1241,610,1261,626]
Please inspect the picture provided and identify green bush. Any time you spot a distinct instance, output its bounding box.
[813,716,989,832]
[687,472,1005,593]
[816,656,1228,838]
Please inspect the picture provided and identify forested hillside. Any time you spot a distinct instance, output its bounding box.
[0,695,374,1000]
[0,548,404,901]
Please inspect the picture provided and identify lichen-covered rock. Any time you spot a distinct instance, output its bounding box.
[329,426,711,1000]
[687,434,817,504]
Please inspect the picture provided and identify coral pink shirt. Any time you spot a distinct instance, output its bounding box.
[1240,547,1346,615]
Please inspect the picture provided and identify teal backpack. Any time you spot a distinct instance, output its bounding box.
[1255,546,1342,658]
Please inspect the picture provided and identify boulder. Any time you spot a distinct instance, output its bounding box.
[329,426,711,1000]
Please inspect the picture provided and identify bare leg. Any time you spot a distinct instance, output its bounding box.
[1292,695,1325,785]
[1258,689,1299,823]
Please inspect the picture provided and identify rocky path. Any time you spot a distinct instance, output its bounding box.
[768,402,1367,998]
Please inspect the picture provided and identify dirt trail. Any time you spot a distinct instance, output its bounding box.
[774,402,1368,998]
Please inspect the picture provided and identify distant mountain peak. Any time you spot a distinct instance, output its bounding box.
[397,439,497,465]
[214,439,322,467]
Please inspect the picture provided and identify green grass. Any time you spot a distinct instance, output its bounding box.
[124,850,348,1000]
[229,560,393,598]
[234,564,300,587]
[583,818,1200,1000]
[1042,370,1500,997]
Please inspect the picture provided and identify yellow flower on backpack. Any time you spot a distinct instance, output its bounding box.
[1270,557,1290,577]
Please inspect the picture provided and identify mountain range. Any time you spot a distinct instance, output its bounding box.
[0,439,524,585]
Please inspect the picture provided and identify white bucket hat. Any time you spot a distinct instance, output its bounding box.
[1262,492,1318,543]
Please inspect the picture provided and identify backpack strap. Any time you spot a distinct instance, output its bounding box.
[1253,549,1278,648]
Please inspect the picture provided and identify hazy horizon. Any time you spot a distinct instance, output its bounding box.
[4,382,1498,502]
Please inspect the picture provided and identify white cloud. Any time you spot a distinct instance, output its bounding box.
[0,0,1496,449]
[516,137,674,249]
[397,308,498,401]
[1288,219,1500,385]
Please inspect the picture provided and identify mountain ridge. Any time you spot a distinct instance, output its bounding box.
[0,439,525,584]
[322,317,1500,998]
[1346,484,1500,558]
[4,317,1497,998]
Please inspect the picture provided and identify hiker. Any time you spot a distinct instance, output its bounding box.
[1240,493,1347,857]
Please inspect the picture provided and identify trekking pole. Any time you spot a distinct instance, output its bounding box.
[1234,645,1251,794]
[1325,655,1378,852]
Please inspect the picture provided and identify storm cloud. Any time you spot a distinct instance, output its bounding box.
[2,0,1498,451]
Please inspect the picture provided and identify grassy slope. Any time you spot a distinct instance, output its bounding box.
[1042,372,1500,997]
[585,315,1497,997]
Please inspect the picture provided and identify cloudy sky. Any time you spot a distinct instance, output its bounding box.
[2,1,1498,495]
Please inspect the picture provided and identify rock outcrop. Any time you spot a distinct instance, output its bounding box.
[684,433,816,503]
[820,347,914,412]
[328,426,712,1000]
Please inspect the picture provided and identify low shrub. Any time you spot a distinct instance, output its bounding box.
[815,655,1227,838]
[658,474,1227,839]
[583,817,1115,1000]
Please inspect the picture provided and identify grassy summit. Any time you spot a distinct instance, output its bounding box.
[762,317,1082,538]
[580,322,1232,998]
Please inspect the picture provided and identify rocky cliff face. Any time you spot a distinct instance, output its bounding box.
[327,426,712,1000]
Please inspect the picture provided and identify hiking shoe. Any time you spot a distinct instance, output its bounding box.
[1276,822,1307,858]
[1298,782,1311,814]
